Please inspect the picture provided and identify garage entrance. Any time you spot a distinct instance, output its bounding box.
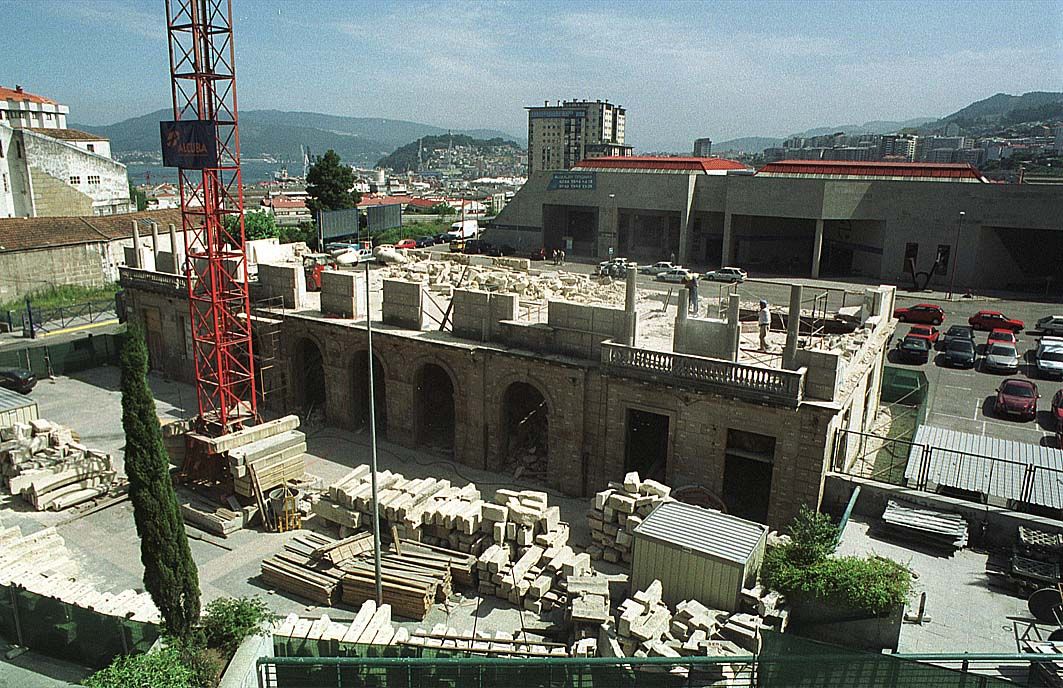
[501,382,549,480]
[543,204,598,257]
[624,409,669,482]
[352,350,387,435]
[416,363,454,452]
[731,216,815,276]
[295,338,325,414]
[722,429,775,524]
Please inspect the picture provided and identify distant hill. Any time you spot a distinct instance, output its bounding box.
[713,137,783,154]
[377,134,521,171]
[73,109,524,166]
[789,118,936,139]
[929,91,1063,131]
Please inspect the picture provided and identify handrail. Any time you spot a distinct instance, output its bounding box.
[601,341,805,406]
[118,266,187,295]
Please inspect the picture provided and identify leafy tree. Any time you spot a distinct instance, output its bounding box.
[242,209,279,241]
[431,202,454,219]
[306,149,359,214]
[121,323,201,637]
[129,182,147,211]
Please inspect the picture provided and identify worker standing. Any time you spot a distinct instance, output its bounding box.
[758,299,771,351]
[687,273,699,315]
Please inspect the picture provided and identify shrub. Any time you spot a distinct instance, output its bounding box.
[169,636,226,688]
[84,648,197,688]
[201,596,276,654]
[786,505,840,566]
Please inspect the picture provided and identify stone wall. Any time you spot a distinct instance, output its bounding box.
[451,289,517,342]
[257,263,305,308]
[0,243,109,304]
[382,279,424,330]
[27,166,93,217]
[673,315,735,359]
[22,129,130,215]
[320,270,366,319]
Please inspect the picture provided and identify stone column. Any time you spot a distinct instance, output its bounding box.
[168,223,181,273]
[150,221,160,266]
[721,212,734,267]
[597,202,618,259]
[130,220,141,268]
[811,219,824,278]
[783,284,804,370]
[677,173,697,265]
[726,293,740,361]
[624,264,638,346]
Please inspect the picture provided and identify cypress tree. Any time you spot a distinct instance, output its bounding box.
[120,323,200,637]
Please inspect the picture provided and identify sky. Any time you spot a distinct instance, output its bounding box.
[2,0,1061,152]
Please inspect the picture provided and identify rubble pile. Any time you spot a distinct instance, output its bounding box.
[587,472,674,563]
[1,418,117,511]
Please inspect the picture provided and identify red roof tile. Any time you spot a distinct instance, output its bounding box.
[574,156,750,172]
[756,160,985,181]
[0,210,182,253]
[0,86,57,105]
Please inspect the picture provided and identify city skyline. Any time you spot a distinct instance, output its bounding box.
[1,0,1060,152]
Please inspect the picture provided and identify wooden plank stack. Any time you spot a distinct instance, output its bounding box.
[274,602,408,656]
[261,532,348,605]
[880,500,969,551]
[587,471,674,564]
[404,626,569,657]
[180,497,247,537]
[1,418,117,511]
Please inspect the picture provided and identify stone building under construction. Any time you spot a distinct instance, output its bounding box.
[118,242,895,529]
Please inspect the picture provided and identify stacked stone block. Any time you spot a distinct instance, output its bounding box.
[320,270,366,319]
[587,471,673,563]
[382,279,424,329]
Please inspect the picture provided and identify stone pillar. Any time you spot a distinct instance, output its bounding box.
[676,289,689,325]
[721,212,734,267]
[597,203,618,259]
[811,219,824,278]
[168,223,181,272]
[677,173,697,265]
[783,284,804,370]
[624,264,638,346]
[150,222,160,266]
[131,220,141,268]
[726,293,740,361]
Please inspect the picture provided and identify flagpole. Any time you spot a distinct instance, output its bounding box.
[365,230,382,605]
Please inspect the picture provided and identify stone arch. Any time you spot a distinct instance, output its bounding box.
[293,336,326,414]
[351,349,388,435]
[499,380,551,481]
[414,361,456,452]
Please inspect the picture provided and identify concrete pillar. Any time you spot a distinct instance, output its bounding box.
[150,221,160,265]
[677,173,697,266]
[677,289,689,325]
[131,220,141,268]
[624,264,638,346]
[168,223,181,273]
[811,219,824,278]
[597,202,618,259]
[721,212,734,267]
[783,284,804,370]
[727,293,740,362]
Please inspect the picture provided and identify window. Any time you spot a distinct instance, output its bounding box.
[87,175,100,185]
[903,242,918,271]
[69,175,81,185]
[86,143,95,153]
[2,174,7,193]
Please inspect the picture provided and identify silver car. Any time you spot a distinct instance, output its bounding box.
[982,342,1019,374]
[655,268,692,284]
[704,266,748,283]
[1037,316,1063,337]
[639,261,675,275]
[1036,338,1063,379]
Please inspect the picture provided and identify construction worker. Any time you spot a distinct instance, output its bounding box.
[687,273,699,315]
[758,299,771,351]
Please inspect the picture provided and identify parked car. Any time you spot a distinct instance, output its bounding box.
[895,335,931,364]
[703,266,748,283]
[982,342,1020,374]
[449,238,466,252]
[415,235,436,249]
[941,324,975,349]
[597,257,629,276]
[893,303,945,325]
[655,268,693,284]
[1053,390,1063,443]
[941,338,976,369]
[333,247,373,266]
[434,233,451,244]
[395,238,417,250]
[529,247,548,261]
[908,325,940,345]
[639,261,676,276]
[969,310,1024,332]
[994,378,1039,421]
[1035,337,1063,379]
[986,328,1018,349]
[0,368,36,394]
[1036,315,1063,337]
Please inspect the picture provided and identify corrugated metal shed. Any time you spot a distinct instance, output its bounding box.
[904,424,1063,509]
[631,502,768,611]
[0,387,38,427]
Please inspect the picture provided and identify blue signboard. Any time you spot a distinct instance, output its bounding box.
[159,120,219,169]
[367,203,403,234]
[548,172,596,191]
[319,207,362,240]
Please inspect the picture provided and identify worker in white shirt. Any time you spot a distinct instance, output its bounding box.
[758,299,771,351]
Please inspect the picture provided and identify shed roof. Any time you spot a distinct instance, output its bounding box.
[0,386,36,414]
[574,156,750,174]
[0,209,183,253]
[904,424,1063,509]
[633,501,767,565]
[756,160,985,182]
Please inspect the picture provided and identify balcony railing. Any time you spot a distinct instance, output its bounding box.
[601,341,806,406]
[119,267,187,296]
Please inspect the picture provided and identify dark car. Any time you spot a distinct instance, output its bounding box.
[893,303,945,325]
[463,239,501,256]
[941,324,974,350]
[941,338,976,368]
[969,310,1024,332]
[896,335,931,364]
[994,378,1039,421]
[434,233,450,244]
[415,236,436,248]
[0,368,36,394]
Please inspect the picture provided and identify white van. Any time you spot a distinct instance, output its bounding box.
[447,219,479,240]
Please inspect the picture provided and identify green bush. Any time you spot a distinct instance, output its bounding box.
[201,595,276,654]
[169,635,226,688]
[84,647,197,688]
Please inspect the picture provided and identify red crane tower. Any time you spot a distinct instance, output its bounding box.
[165,0,256,434]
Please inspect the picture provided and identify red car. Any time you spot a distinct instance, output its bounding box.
[395,239,417,250]
[969,310,1024,332]
[994,378,1039,421]
[987,328,1017,348]
[908,325,940,344]
[894,303,945,325]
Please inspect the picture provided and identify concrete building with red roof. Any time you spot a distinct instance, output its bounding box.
[488,156,1063,291]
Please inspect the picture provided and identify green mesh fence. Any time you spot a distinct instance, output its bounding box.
[0,584,159,669]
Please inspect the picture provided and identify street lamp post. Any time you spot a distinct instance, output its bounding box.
[947,211,964,300]
[365,242,382,605]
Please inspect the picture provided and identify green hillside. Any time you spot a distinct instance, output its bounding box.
[376,134,521,171]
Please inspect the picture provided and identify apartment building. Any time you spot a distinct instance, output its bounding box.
[526,99,632,173]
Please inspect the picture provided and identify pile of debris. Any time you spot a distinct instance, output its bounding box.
[587,472,674,563]
[880,500,969,552]
[1,418,117,511]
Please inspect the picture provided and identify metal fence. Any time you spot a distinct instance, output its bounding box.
[0,332,126,378]
[21,298,118,338]
[0,583,159,670]
[258,630,1035,687]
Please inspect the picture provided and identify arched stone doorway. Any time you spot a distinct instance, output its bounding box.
[500,382,550,481]
[352,350,387,435]
[415,363,454,452]
[295,337,326,413]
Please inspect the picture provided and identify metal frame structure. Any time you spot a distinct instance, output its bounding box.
[166,0,256,433]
